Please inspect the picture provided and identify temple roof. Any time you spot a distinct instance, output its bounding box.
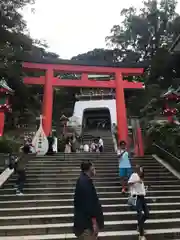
[22,57,148,69]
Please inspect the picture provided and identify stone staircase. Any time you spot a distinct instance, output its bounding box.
[82,130,114,152]
[1,152,180,239]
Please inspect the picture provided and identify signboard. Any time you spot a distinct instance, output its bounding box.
[32,115,49,156]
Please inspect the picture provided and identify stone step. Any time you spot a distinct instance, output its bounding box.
[2,228,180,240]
[4,183,180,191]
[0,199,179,209]
[34,157,153,160]
[6,179,180,187]
[34,155,153,160]
[25,163,166,168]
[1,202,180,217]
[1,210,180,227]
[9,175,178,182]
[19,170,171,176]
[0,151,179,240]
[33,155,153,159]
[24,164,168,173]
[0,195,179,206]
[1,218,180,236]
[1,187,180,196]
[26,161,162,165]
[0,190,180,201]
[26,162,163,167]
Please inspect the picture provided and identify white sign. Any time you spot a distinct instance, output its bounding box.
[32,115,49,156]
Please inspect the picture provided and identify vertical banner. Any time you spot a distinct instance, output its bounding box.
[32,115,49,156]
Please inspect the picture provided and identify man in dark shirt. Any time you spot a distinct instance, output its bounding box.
[15,144,31,196]
[73,161,104,239]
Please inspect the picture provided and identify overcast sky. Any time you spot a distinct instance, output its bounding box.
[22,0,180,59]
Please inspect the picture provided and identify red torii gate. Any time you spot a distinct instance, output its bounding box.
[23,61,144,155]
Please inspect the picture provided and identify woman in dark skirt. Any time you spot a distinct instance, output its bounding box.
[47,133,55,155]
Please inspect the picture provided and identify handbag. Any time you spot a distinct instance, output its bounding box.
[127,195,137,210]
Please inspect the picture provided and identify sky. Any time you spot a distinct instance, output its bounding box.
[22,0,180,59]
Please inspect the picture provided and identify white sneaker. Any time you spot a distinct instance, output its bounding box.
[139,236,147,240]
[16,191,24,196]
[137,227,147,234]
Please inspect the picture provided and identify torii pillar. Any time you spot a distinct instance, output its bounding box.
[23,62,145,156]
[115,72,128,144]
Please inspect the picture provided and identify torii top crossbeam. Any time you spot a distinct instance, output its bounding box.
[22,60,145,156]
[23,61,144,89]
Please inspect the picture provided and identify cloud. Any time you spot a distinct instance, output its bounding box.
[23,0,180,59]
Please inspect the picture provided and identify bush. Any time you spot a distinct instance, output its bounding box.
[144,122,180,156]
[0,136,21,153]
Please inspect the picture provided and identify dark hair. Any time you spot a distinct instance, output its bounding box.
[81,161,92,172]
[22,144,30,154]
[119,140,126,146]
[135,164,140,171]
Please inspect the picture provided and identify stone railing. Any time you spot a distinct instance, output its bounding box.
[0,154,18,187]
[153,143,180,172]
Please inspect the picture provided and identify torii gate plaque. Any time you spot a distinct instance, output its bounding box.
[23,61,144,154]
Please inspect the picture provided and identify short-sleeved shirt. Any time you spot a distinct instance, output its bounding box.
[117,149,131,168]
[128,173,146,196]
[84,144,89,152]
[99,139,103,147]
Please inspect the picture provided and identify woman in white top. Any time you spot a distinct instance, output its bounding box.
[83,144,89,152]
[64,137,71,153]
[128,165,149,240]
[98,137,104,152]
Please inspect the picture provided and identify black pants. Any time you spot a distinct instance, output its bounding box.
[136,196,149,236]
[99,146,103,152]
[16,170,26,192]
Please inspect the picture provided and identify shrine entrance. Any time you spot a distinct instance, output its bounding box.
[83,108,111,131]
[22,60,145,156]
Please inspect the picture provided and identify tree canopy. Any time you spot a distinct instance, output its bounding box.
[106,0,180,117]
[0,0,61,129]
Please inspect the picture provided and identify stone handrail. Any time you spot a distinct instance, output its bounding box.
[153,143,180,171]
[112,132,117,152]
[0,155,18,188]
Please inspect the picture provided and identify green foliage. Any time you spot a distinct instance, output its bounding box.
[144,121,180,155]
[106,0,180,117]
[0,136,21,153]
[0,0,71,129]
[104,0,180,153]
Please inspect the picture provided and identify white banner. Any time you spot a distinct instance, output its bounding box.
[32,115,49,156]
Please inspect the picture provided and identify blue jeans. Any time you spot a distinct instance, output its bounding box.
[136,196,149,236]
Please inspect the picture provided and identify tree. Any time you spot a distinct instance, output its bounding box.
[72,48,122,64]
[106,0,180,118]
[0,0,64,129]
